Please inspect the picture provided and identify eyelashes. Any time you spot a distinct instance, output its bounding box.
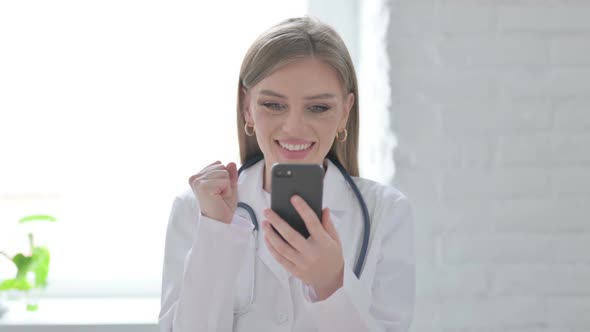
[259,102,331,113]
[261,102,287,111]
[308,105,330,113]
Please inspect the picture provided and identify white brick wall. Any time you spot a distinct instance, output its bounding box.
[387,0,590,331]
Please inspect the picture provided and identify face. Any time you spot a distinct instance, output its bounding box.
[243,57,354,166]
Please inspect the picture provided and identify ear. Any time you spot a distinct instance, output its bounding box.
[339,92,354,129]
[241,86,253,123]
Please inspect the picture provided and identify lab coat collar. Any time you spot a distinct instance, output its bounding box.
[237,158,352,213]
[322,158,354,213]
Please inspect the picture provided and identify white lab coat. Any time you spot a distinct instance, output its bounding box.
[159,159,415,331]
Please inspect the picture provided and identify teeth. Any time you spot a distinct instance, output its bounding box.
[278,141,312,151]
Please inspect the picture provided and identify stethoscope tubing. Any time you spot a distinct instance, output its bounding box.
[236,154,370,278]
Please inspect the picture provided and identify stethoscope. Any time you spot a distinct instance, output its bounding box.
[233,153,371,315]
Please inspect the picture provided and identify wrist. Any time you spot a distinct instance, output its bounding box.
[313,266,344,301]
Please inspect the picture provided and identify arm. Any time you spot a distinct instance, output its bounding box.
[158,195,253,332]
[306,196,416,332]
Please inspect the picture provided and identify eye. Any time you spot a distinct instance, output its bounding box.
[261,102,287,111]
[308,105,331,113]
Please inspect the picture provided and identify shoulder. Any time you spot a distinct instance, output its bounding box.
[352,177,413,233]
[165,189,200,237]
[353,176,408,207]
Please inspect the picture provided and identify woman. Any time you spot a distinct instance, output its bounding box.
[159,16,415,332]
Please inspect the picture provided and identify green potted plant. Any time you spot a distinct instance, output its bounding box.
[0,214,56,312]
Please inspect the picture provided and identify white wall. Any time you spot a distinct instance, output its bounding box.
[387,1,590,331]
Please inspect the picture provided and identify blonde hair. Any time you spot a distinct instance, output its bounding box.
[237,16,359,176]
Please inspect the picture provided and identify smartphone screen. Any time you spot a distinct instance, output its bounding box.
[270,163,324,239]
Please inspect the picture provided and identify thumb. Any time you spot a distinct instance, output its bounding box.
[226,162,238,189]
[322,208,340,244]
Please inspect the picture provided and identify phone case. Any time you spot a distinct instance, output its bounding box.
[271,163,324,239]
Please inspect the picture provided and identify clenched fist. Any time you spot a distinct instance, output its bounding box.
[188,161,238,224]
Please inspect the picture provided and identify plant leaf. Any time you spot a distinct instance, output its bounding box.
[1,248,51,291]
[0,278,32,291]
[18,215,57,224]
[30,246,50,287]
[13,253,33,279]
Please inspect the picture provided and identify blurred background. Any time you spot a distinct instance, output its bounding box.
[1,0,589,331]
[389,1,590,331]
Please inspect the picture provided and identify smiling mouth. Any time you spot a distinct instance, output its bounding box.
[275,140,315,152]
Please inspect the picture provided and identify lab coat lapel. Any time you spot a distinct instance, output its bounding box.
[237,160,290,288]
[322,159,353,214]
[322,160,359,265]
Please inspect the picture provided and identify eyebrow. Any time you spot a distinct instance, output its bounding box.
[259,89,337,100]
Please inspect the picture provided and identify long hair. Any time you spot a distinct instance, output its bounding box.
[237,16,360,176]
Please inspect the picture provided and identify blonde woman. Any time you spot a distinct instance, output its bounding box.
[159,17,415,332]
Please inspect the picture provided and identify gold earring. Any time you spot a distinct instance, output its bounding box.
[336,128,348,142]
[244,123,255,136]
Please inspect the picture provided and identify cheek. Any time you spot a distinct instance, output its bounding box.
[252,113,276,135]
[252,112,280,150]
[314,116,339,140]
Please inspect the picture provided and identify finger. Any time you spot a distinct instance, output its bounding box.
[199,178,231,195]
[197,160,221,175]
[264,232,297,272]
[199,161,224,176]
[188,162,225,184]
[321,208,341,245]
[290,195,328,240]
[190,170,229,189]
[262,220,304,266]
[264,208,308,253]
[226,162,238,189]
[202,162,226,173]
[202,169,231,180]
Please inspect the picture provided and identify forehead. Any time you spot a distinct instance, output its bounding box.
[253,57,344,96]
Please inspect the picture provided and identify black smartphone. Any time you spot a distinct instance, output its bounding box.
[271,163,324,239]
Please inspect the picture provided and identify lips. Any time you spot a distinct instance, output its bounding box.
[277,141,313,151]
[274,140,315,160]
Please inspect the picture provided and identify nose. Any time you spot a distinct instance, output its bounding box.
[282,108,306,135]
